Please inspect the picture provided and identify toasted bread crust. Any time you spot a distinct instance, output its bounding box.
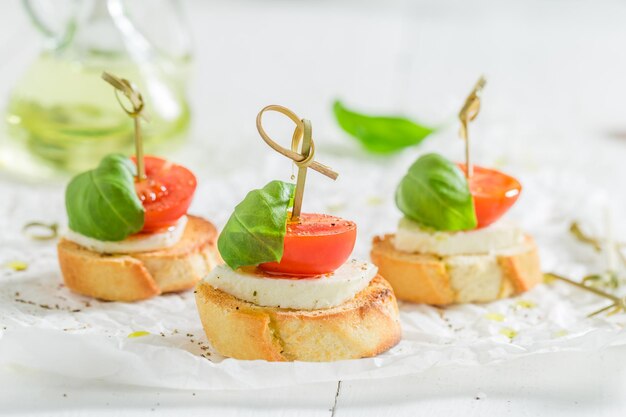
[371,234,542,306]
[58,216,219,301]
[195,275,401,361]
[498,245,542,293]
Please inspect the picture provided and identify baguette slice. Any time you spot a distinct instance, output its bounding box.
[195,275,401,361]
[58,215,220,302]
[371,234,542,306]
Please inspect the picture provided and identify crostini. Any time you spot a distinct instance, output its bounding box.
[371,153,542,305]
[58,154,220,301]
[195,105,401,361]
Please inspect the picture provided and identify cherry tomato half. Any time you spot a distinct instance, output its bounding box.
[458,164,522,229]
[259,213,357,277]
[132,156,197,232]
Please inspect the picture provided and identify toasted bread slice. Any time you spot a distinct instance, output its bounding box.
[58,215,220,302]
[195,275,401,361]
[371,234,542,306]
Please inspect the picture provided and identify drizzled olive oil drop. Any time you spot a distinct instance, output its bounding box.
[4,54,190,175]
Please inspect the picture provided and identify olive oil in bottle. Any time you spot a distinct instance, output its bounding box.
[4,54,190,176]
[2,0,193,179]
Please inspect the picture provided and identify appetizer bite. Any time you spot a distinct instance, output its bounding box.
[57,73,219,301]
[371,79,542,305]
[195,105,401,361]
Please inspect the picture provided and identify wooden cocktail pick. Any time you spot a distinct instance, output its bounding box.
[101,71,149,181]
[458,76,487,178]
[256,105,338,220]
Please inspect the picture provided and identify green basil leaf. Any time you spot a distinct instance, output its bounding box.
[218,180,295,270]
[395,153,476,231]
[333,100,435,154]
[65,154,144,241]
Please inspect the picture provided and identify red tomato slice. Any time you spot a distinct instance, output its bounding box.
[132,156,197,232]
[458,164,521,229]
[258,213,357,277]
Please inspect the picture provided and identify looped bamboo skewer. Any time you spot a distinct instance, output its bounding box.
[101,71,149,180]
[256,105,337,179]
[256,105,338,220]
[458,76,486,179]
[101,72,147,118]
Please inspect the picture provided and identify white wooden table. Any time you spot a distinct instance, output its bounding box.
[2,347,625,416]
[1,0,626,415]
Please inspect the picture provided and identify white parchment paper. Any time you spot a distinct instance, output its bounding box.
[1,131,625,390]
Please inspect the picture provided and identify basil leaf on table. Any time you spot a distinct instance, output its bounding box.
[333,100,435,154]
[396,153,476,231]
[218,180,295,270]
[65,153,144,241]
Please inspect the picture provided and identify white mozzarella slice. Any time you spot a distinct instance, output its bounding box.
[394,217,523,256]
[65,216,188,254]
[204,259,377,310]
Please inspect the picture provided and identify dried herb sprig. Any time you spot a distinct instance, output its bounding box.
[582,272,620,290]
[570,222,602,251]
[570,221,626,257]
[22,222,58,240]
[569,221,626,288]
[544,272,625,317]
